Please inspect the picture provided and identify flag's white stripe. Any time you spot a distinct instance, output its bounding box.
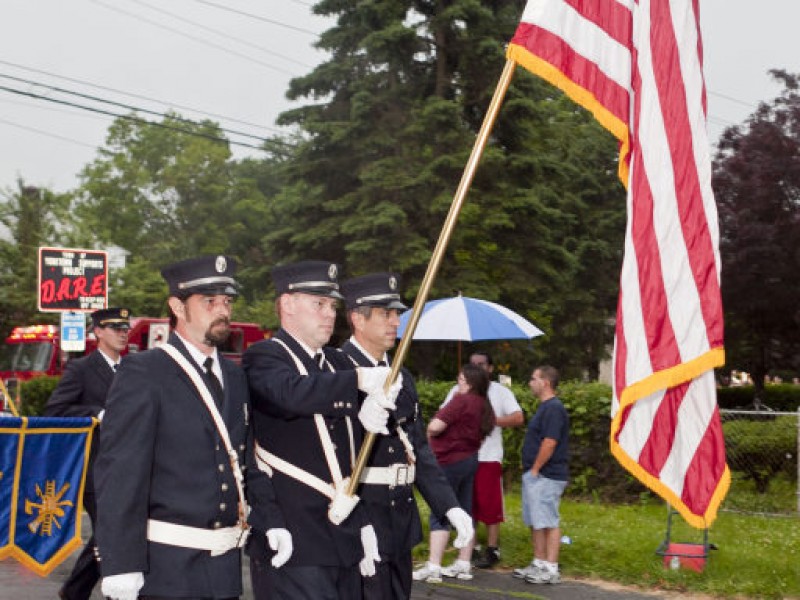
[616,388,663,459]
[632,0,709,363]
[618,160,652,393]
[672,0,723,283]
[520,0,632,89]
[658,371,718,495]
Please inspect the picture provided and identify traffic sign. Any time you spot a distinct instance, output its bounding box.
[60,312,86,353]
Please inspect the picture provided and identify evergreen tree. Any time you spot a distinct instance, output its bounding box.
[255,0,624,378]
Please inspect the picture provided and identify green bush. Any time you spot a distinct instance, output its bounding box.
[722,415,796,493]
[19,375,60,416]
[717,384,800,411]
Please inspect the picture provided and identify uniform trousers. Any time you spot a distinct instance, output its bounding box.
[249,530,361,600]
[60,490,100,600]
[362,551,412,600]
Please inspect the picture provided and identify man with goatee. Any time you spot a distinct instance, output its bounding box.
[95,255,290,600]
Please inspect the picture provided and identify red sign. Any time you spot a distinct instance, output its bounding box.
[38,247,108,313]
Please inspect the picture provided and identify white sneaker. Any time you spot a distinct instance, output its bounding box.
[412,562,442,583]
[526,567,560,584]
[512,562,541,579]
[441,560,473,580]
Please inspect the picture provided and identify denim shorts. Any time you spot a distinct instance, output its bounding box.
[521,471,567,529]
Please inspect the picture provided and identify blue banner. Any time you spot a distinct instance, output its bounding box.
[0,416,95,576]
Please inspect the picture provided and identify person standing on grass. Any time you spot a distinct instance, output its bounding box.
[440,351,524,569]
[513,365,569,585]
[413,363,495,583]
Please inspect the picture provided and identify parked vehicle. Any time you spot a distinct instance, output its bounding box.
[0,318,272,413]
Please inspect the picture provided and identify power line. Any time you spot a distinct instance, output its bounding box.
[0,59,286,135]
[0,116,98,150]
[131,0,314,69]
[191,0,321,36]
[0,83,269,151]
[0,72,269,143]
[90,0,297,77]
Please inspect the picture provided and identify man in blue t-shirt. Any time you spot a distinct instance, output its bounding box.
[514,365,569,585]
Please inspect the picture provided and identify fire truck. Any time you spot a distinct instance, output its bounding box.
[0,318,272,413]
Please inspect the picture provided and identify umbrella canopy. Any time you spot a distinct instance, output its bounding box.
[397,296,544,341]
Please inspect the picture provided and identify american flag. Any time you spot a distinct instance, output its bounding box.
[507,0,729,527]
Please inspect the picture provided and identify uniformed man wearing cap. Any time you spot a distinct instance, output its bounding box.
[45,307,131,600]
[339,273,474,599]
[95,255,291,600]
[243,260,398,600]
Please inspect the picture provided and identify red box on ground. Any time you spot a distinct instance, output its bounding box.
[661,542,707,572]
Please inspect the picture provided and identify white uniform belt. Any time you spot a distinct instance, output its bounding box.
[146,519,249,556]
[254,444,336,500]
[360,464,416,487]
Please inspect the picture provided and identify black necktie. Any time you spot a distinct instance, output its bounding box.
[203,356,224,407]
[112,363,119,372]
[315,352,327,371]
[377,360,387,367]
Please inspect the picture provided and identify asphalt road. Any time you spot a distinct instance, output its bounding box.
[0,516,690,600]
[0,552,689,600]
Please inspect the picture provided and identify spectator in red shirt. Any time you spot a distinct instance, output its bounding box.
[413,364,495,583]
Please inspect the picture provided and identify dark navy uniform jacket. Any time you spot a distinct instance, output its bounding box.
[243,329,367,568]
[95,333,284,598]
[340,340,458,560]
[45,350,114,500]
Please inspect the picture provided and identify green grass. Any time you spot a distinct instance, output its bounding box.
[413,490,800,598]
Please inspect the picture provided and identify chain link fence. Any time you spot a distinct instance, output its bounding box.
[720,409,798,516]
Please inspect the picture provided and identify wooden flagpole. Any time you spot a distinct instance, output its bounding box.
[347,58,518,495]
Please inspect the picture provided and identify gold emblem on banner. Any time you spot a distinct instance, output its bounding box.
[24,480,73,536]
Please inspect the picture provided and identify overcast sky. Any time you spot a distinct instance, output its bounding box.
[1,0,798,195]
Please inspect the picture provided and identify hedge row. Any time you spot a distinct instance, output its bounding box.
[18,374,796,500]
[716,384,800,412]
[415,378,648,500]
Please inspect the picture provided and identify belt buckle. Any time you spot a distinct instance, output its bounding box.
[394,464,408,487]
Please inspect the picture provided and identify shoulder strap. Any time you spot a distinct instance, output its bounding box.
[271,338,354,479]
[159,343,247,526]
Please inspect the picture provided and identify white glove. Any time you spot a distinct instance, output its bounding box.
[266,528,293,568]
[386,375,403,406]
[359,525,381,577]
[446,507,474,549]
[101,572,144,600]
[358,392,390,434]
[356,366,392,393]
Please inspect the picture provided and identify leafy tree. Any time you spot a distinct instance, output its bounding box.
[0,181,72,335]
[713,70,800,404]
[73,113,277,319]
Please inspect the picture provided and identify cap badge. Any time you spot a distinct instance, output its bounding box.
[328,264,338,280]
[389,276,397,291]
[120,309,129,318]
[215,256,227,274]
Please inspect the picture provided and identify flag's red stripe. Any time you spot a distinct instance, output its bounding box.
[635,384,686,478]
[650,0,724,350]
[563,0,632,48]
[628,136,681,372]
[510,23,629,124]
[692,0,707,115]
[681,406,727,515]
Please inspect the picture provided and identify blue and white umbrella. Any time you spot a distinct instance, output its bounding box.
[397,296,544,341]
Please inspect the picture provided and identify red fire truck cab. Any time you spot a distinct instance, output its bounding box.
[0,318,271,412]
